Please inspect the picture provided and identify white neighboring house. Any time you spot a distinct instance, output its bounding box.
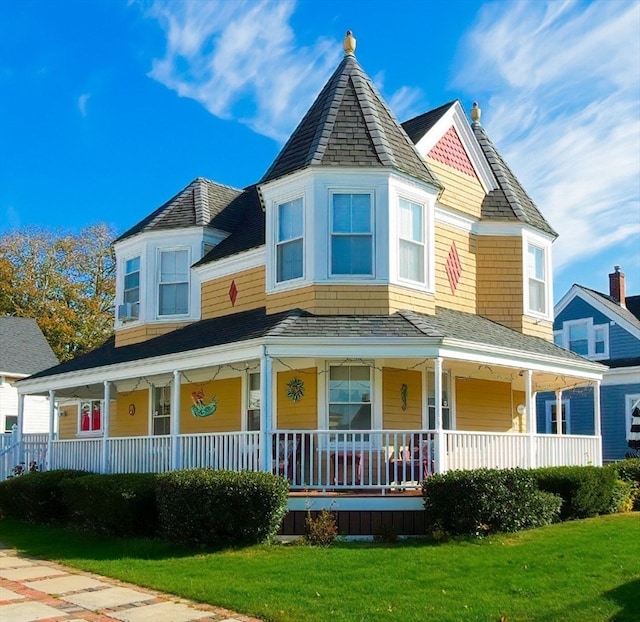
[0,317,59,434]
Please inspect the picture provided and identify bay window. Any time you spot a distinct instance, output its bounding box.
[527,243,547,314]
[398,198,425,283]
[158,249,189,316]
[331,193,373,276]
[276,198,303,282]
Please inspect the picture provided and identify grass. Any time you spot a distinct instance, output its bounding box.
[1,514,639,621]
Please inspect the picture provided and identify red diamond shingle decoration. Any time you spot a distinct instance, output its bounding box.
[445,243,462,293]
[229,280,238,306]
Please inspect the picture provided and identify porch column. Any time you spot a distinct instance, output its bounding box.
[260,347,273,472]
[434,357,446,474]
[525,370,536,468]
[171,370,181,470]
[593,380,602,466]
[47,390,55,471]
[555,390,563,435]
[101,381,111,474]
[16,392,25,464]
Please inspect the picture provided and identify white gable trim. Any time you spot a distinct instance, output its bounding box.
[413,101,496,194]
[555,286,640,340]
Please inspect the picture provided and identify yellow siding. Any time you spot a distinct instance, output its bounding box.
[276,368,318,429]
[112,390,149,437]
[180,378,242,433]
[476,236,524,331]
[427,158,484,219]
[512,390,526,433]
[522,315,553,341]
[382,368,422,429]
[388,285,435,315]
[434,224,477,313]
[115,322,191,347]
[201,266,266,319]
[58,404,78,439]
[455,378,514,432]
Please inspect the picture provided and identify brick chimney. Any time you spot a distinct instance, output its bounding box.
[609,265,626,307]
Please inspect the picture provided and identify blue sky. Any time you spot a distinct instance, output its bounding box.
[1,0,638,302]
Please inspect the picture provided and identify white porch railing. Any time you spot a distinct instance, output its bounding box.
[535,434,600,467]
[0,433,49,480]
[444,431,530,471]
[180,432,260,471]
[108,436,172,473]
[50,438,102,473]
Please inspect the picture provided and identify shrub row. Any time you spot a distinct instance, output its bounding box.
[423,461,639,537]
[0,469,289,547]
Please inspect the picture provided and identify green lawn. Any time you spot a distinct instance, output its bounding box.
[1,514,639,622]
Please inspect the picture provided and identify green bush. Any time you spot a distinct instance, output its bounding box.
[533,466,618,520]
[422,468,561,537]
[607,479,635,513]
[605,458,640,510]
[156,469,289,547]
[0,469,90,523]
[61,473,158,537]
[304,509,338,547]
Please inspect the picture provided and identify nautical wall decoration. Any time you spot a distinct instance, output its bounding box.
[191,390,218,418]
[286,377,305,402]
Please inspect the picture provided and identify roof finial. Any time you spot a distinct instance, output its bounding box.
[343,30,356,56]
[471,101,481,124]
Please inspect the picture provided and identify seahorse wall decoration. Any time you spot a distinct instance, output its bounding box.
[401,383,408,411]
[191,390,218,418]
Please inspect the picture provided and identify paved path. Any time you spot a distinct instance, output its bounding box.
[0,545,261,622]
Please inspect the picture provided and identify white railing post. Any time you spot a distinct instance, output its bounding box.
[434,357,446,474]
[47,390,55,471]
[260,347,273,473]
[525,370,536,468]
[16,393,25,465]
[171,370,181,471]
[101,381,111,473]
[593,380,602,466]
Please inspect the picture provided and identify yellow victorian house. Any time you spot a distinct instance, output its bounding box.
[12,34,604,535]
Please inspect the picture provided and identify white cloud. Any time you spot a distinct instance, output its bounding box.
[78,93,91,117]
[453,0,640,292]
[146,0,341,142]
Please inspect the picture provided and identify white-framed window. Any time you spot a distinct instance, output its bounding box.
[158,249,189,316]
[4,415,18,433]
[124,256,140,305]
[545,399,570,434]
[527,243,547,315]
[626,394,640,444]
[330,193,373,276]
[328,364,372,431]
[79,400,102,434]
[247,372,261,432]
[557,319,609,359]
[427,371,451,429]
[152,386,171,435]
[398,197,425,283]
[276,197,303,282]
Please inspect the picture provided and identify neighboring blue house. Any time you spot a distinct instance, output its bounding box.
[537,267,640,461]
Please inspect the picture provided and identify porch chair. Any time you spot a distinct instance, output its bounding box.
[387,433,432,484]
[272,433,299,482]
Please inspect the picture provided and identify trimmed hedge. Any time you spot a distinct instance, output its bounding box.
[533,466,618,520]
[61,473,158,537]
[605,458,640,511]
[0,469,90,523]
[422,468,561,537]
[156,469,289,547]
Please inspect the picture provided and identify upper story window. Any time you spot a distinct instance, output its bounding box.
[398,198,425,283]
[158,249,189,316]
[331,193,373,276]
[556,319,609,359]
[124,256,140,305]
[527,243,547,314]
[277,198,303,282]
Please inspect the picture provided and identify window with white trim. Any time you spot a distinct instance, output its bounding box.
[124,256,140,306]
[4,415,17,433]
[557,319,609,359]
[545,400,570,434]
[158,249,189,316]
[80,400,102,434]
[427,371,451,429]
[328,365,371,431]
[398,197,425,283]
[626,395,640,445]
[276,198,303,282]
[247,372,261,432]
[527,243,547,314]
[153,386,171,435]
[331,193,373,276]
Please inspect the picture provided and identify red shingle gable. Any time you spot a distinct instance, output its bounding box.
[428,126,477,178]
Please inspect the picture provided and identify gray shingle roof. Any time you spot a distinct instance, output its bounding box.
[0,317,59,375]
[471,122,557,237]
[576,285,640,331]
[260,54,440,189]
[401,101,457,144]
[116,178,243,243]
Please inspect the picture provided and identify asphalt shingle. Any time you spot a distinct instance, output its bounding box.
[0,317,59,375]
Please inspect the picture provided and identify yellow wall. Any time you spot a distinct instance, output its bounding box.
[455,378,514,432]
[115,321,191,347]
[426,158,484,219]
[522,315,553,341]
[476,236,524,331]
[382,368,422,429]
[112,390,149,437]
[201,266,266,319]
[58,404,78,439]
[512,390,526,433]
[180,378,242,433]
[276,368,318,429]
[388,284,435,315]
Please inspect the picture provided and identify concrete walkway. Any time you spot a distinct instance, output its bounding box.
[0,545,261,622]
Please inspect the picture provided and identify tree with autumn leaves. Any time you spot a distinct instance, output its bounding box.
[0,224,116,362]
